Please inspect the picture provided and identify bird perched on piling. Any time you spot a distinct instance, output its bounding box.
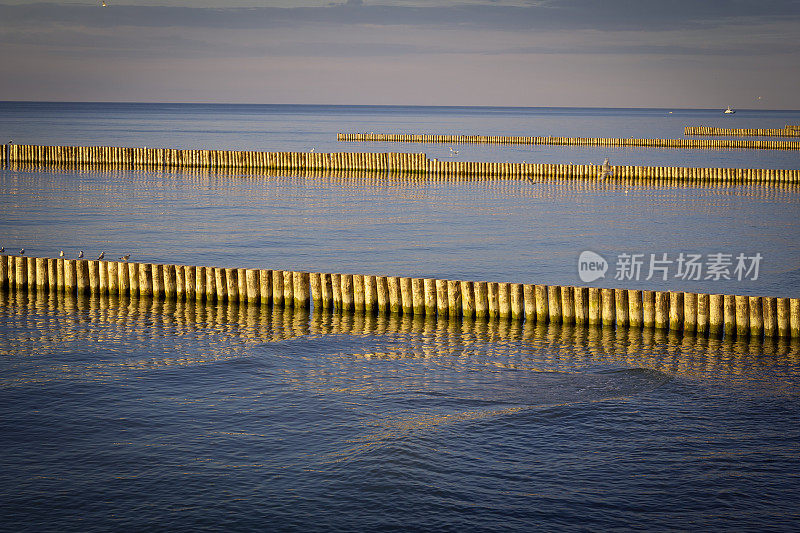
[60,250,65,257]
[19,249,25,255]
[78,250,84,258]
[119,254,130,261]
[98,251,105,260]
[0,246,4,253]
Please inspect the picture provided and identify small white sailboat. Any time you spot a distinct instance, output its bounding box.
[724,105,735,114]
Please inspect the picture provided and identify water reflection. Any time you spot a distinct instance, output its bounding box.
[8,162,800,199]
[2,289,797,381]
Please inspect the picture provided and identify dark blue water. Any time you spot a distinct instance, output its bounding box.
[1,291,799,531]
[1,103,800,531]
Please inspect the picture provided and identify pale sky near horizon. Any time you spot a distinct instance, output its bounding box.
[1,0,798,108]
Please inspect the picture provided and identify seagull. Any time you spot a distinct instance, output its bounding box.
[60,250,65,257]
[119,254,130,261]
[98,251,105,260]
[0,246,4,253]
[78,250,84,258]
[101,1,107,6]
[599,157,613,179]
[309,148,315,152]
[19,249,25,255]
[449,146,459,156]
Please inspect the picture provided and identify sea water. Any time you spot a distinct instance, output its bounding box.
[1,103,799,531]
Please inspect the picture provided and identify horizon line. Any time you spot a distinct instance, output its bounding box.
[0,100,797,112]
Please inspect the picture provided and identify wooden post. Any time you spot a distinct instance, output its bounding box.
[353,274,365,312]
[510,283,524,321]
[497,282,511,319]
[547,285,562,323]
[402,277,415,315]
[683,292,697,332]
[259,269,272,306]
[614,288,628,327]
[294,271,310,308]
[474,281,488,318]
[669,291,683,331]
[723,294,735,336]
[375,276,389,314]
[14,257,27,290]
[246,269,260,304]
[282,270,293,307]
[35,257,48,291]
[776,298,790,337]
[708,294,723,335]
[487,282,499,318]
[628,289,642,327]
[735,295,749,336]
[424,278,438,315]
[461,280,475,318]
[340,273,353,311]
[448,279,462,318]
[436,279,449,317]
[272,270,284,307]
[387,276,401,314]
[601,288,614,327]
[642,291,655,328]
[76,260,89,295]
[184,265,196,301]
[762,297,777,338]
[237,268,248,302]
[789,299,800,338]
[215,267,227,302]
[412,278,425,315]
[64,259,76,294]
[129,262,140,297]
[363,274,377,313]
[536,285,549,323]
[748,296,763,337]
[139,263,153,298]
[524,284,536,322]
[654,291,669,329]
[206,266,217,302]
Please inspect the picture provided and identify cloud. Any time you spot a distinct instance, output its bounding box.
[1,1,798,32]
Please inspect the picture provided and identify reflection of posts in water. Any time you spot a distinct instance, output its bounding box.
[2,289,800,368]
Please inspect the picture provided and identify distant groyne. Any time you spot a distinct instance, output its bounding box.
[2,254,799,340]
[2,144,799,182]
[337,132,800,150]
[684,126,800,137]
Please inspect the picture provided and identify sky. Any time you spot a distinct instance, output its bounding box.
[0,0,799,108]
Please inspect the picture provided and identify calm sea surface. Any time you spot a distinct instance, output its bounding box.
[1,103,799,531]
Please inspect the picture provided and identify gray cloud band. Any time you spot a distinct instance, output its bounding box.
[1,1,798,32]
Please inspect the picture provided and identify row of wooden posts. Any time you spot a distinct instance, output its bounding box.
[338,133,800,150]
[2,144,799,182]
[2,255,799,340]
[684,126,800,137]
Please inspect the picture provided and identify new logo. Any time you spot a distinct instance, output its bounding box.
[578,250,608,282]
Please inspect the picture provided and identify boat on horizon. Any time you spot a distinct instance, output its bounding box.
[724,105,736,114]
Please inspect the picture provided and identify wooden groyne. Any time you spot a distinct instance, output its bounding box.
[684,126,800,137]
[2,144,799,182]
[2,254,799,341]
[338,132,800,150]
